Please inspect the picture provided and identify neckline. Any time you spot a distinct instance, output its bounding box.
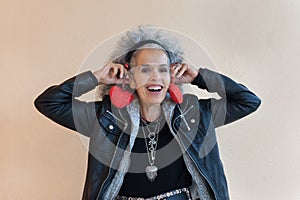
[140,114,163,127]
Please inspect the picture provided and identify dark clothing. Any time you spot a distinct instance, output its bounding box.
[118,121,192,197]
[34,68,261,200]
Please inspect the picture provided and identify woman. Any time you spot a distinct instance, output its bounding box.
[34,26,261,200]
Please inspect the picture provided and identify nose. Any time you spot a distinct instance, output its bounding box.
[149,68,161,81]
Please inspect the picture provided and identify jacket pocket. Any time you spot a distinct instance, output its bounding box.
[90,110,125,154]
[99,110,126,136]
[174,105,200,136]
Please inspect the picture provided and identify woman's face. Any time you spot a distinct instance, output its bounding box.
[130,48,171,107]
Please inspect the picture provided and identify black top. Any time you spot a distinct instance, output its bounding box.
[118,118,192,197]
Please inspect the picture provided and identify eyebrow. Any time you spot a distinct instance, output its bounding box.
[139,64,169,67]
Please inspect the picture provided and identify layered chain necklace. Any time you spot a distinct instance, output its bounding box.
[141,117,161,182]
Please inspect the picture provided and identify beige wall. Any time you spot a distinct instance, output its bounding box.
[1,0,299,199]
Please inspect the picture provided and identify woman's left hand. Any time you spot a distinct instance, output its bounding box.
[170,63,198,84]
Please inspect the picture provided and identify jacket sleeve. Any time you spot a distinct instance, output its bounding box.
[191,68,261,128]
[34,71,100,137]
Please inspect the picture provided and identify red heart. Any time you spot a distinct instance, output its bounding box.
[168,83,183,104]
[109,86,134,108]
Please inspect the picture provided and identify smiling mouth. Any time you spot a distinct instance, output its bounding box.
[146,85,163,92]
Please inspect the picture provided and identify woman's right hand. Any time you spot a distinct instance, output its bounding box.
[93,63,129,85]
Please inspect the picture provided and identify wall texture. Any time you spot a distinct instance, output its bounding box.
[0,0,299,199]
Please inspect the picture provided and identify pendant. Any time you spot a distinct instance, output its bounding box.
[145,165,158,182]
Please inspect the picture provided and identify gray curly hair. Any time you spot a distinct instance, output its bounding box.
[110,25,184,65]
[97,25,185,98]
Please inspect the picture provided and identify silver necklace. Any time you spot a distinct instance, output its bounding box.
[141,119,160,182]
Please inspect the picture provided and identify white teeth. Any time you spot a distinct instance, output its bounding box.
[147,86,162,90]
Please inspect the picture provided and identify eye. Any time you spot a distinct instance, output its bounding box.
[159,66,169,73]
[141,67,150,73]
[140,67,150,73]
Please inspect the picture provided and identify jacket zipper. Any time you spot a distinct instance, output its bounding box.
[96,110,127,199]
[106,110,127,127]
[173,131,218,200]
[185,148,218,200]
[96,126,126,199]
[180,105,194,131]
[174,105,194,131]
[171,106,218,200]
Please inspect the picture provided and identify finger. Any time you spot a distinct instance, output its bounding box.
[176,64,188,78]
[171,63,181,75]
[116,64,125,79]
[170,63,180,83]
[170,67,177,84]
[111,64,119,78]
[102,64,112,76]
[114,78,130,85]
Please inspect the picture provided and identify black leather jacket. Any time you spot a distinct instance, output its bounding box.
[34,68,261,200]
